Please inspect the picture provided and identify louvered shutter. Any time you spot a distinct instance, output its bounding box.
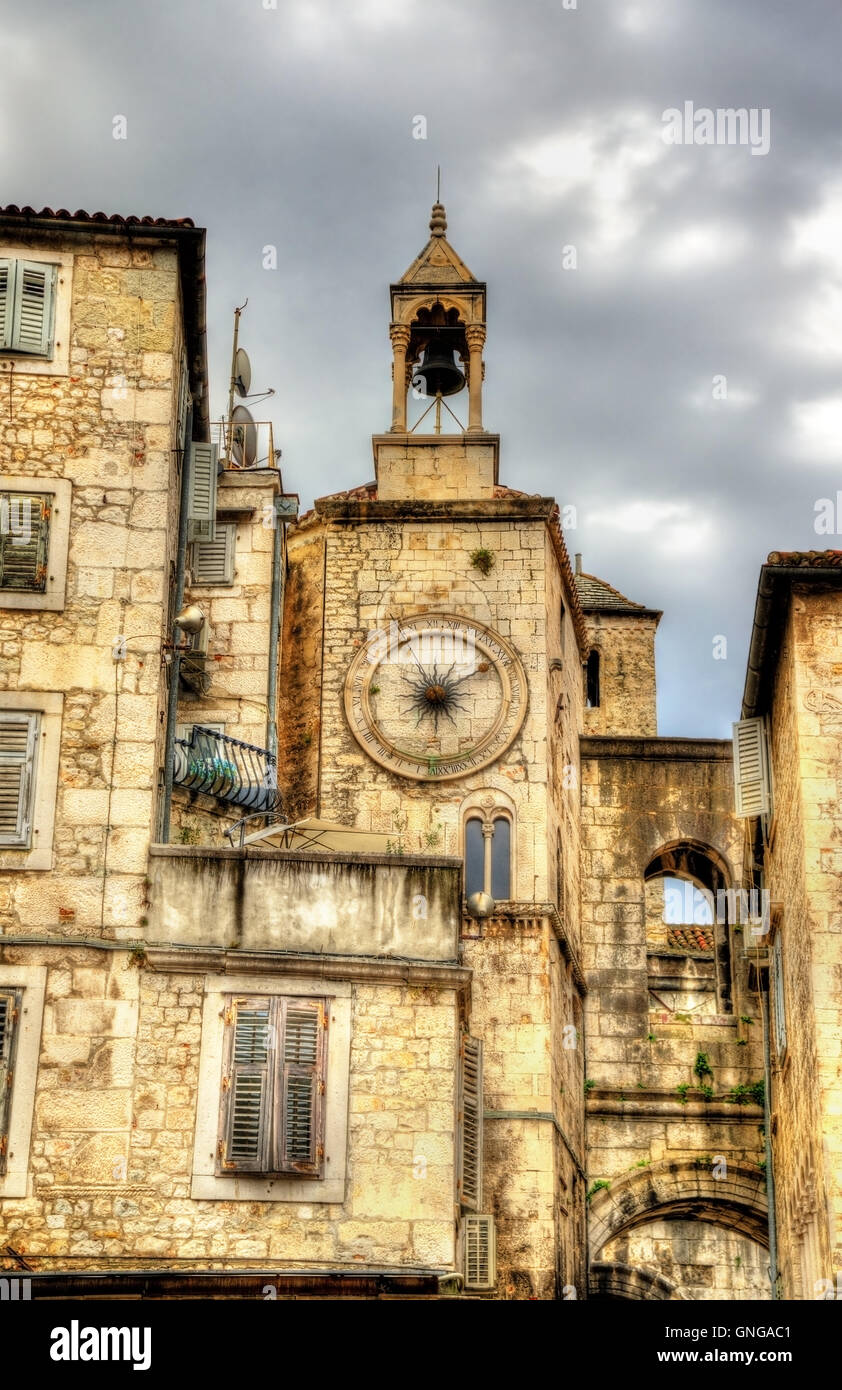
[733,717,773,818]
[11,260,56,356]
[464,1214,496,1290]
[0,260,12,350]
[222,998,273,1172]
[187,442,218,543]
[279,1000,324,1175]
[458,1035,483,1210]
[191,524,235,586]
[0,494,50,592]
[0,988,21,1174]
[176,350,190,454]
[0,713,38,848]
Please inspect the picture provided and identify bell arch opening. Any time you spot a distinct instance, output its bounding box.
[644,841,735,1015]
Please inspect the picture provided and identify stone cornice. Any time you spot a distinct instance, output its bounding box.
[144,945,470,993]
[315,492,545,523]
[463,901,586,994]
[580,736,733,762]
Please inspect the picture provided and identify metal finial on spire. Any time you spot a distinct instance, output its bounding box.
[437,165,441,201]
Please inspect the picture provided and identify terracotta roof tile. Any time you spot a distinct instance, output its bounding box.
[0,204,197,230]
[667,925,714,951]
[766,549,842,567]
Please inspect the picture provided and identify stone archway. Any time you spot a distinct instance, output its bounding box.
[590,1261,676,1300]
[588,1160,769,1301]
[588,1159,769,1260]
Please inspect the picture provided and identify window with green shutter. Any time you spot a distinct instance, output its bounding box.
[219,995,326,1178]
[0,713,39,849]
[0,258,57,357]
[0,987,22,1175]
[190,523,235,586]
[0,493,51,592]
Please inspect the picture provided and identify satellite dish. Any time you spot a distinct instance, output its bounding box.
[234,348,251,398]
[230,405,257,468]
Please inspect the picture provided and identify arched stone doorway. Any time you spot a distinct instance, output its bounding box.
[588,1161,770,1301]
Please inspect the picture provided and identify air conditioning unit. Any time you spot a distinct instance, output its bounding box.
[463,1214,496,1292]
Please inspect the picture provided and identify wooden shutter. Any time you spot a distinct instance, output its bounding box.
[187,442,218,543]
[279,1000,324,1175]
[0,493,50,592]
[773,932,787,1058]
[0,987,21,1174]
[733,717,773,818]
[220,995,327,1177]
[464,1214,496,1290]
[0,713,38,848]
[176,349,190,455]
[222,998,274,1172]
[458,1035,483,1210]
[11,260,56,356]
[191,524,235,586]
[0,260,12,350]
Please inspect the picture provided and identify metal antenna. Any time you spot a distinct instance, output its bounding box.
[436,165,441,201]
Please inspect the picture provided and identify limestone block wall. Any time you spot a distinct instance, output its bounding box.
[0,227,186,938]
[766,591,842,1296]
[600,1218,769,1299]
[283,512,552,900]
[463,915,586,1299]
[0,944,462,1272]
[580,742,767,1274]
[179,469,282,754]
[582,613,658,737]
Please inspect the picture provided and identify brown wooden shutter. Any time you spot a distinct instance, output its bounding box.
[278,999,325,1176]
[0,713,38,848]
[0,494,50,592]
[0,988,21,1175]
[458,1035,483,1210]
[222,998,274,1172]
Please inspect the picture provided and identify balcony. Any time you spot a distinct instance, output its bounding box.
[211,418,279,471]
[173,725,282,812]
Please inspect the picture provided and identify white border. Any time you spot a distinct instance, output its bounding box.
[0,476,72,612]
[0,965,47,1198]
[0,691,63,870]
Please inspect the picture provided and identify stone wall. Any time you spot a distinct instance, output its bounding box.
[582,613,658,737]
[766,588,842,1297]
[0,943,462,1271]
[0,227,186,938]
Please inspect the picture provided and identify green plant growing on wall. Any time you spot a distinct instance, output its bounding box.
[699,1083,714,1102]
[740,1015,754,1025]
[647,1033,656,1043]
[728,1079,765,1107]
[126,942,147,969]
[469,547,495,577]
[385,810,409,855]
[693,1051,714,1083]
[422,820,443,851]
[676,1082,690,1105]
[586,1180,611,1202]
[584,1078,596,1095]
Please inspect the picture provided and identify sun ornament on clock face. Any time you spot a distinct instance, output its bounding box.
[344,613,527,781]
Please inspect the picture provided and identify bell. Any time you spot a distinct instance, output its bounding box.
[413,334,466,398]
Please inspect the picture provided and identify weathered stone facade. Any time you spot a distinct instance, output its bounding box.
[1,202,835,1301]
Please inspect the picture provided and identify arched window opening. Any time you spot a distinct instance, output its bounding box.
[465,817,485,899]
[463,810,513,901]
[490,816,511,899]
[586,650,600,708]
[644,843,733,1014]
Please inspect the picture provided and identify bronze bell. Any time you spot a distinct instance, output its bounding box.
[413,332,466,398]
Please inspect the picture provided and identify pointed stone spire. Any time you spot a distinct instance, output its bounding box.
[429,201,447,237]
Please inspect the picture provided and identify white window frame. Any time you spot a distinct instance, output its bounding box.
[0,246,73,378]
[0,476,71,612]
[191,973,351,1203]
[0,692,63,871]
[0,965,47,1199]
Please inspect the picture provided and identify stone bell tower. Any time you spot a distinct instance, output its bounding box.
[374,201,500,502]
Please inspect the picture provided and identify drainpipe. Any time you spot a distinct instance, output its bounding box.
[161,398,194,844]
[760,979,780,1298]
[266,496,283,758]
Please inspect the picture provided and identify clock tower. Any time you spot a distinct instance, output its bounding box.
[279,202,589,1298]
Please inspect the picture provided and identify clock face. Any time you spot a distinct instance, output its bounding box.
[344,613,527,781]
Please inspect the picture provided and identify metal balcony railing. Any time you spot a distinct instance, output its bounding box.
[173,726,283,812]
[211,418,279,471]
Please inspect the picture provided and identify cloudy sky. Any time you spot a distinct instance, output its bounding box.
[4,0,841,736]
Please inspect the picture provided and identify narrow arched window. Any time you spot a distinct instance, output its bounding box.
[490,816,511,899]
[464,811,513,900]
[586,649,600,708]
[465,816,485,898]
